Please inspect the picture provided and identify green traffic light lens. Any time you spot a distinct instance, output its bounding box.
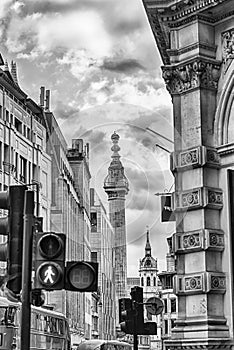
[39,234,62,259]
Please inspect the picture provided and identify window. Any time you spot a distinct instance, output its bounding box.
[15,117,22,133]
[171,319,175,330]
[5,110,9,122]
[164,320,168,335]
[153,277,156,286]
[171,298,176,313]
[141,277,144,286]
[164,299,168,313]
[147,277,150,286]
[20,156,27,183]
[91,212,97,232]
[91,252,97,263]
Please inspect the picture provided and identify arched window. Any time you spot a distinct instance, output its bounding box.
[153,277,156,286]
[147,277,150,286]
[141,277,144,286]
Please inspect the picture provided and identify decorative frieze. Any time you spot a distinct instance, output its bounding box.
[222,28,234,74]
[222,28,234,60]
[162,58,221,95]
[205,188,223,209]
[208,273,226,293]
[174,229,224,253]
[175,272,226,294]
[185,275,203,292]
[175,187,223,211]
[171,146,220,172]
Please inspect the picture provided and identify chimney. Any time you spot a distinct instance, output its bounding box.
[40,86,45,107]
[72,139,83,153]
[4,60,9,71]
[45,89,50,111]
[11,61,18,85]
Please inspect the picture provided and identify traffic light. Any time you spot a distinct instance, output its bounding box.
[34,232,66,290]
[0,185,27,294]
[119,298,135,334]
[31,289,45,307]
[65,261,98,292]
[131,286,144,334]
[140,322,157,335]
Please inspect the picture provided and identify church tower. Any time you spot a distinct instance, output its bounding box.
[104,132,129,301]
[139,228,160,298]
[139,228,161,350]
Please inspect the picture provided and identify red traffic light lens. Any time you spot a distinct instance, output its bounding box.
[67,262,96,290]
[38,233,63,259]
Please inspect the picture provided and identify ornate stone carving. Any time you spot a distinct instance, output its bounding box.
[182,190,200,207]
[208,273,226,293]
[176,273,226,294]
[222,28,234,73]
[162,59,221,94]
[206,148,220,166]
[180,149,199,167]
[206,188,223,208]
[182,232,201,249]
[185,275,203,292]
[175,188,202,210]
[174,229,224,253]
[222,29,234,61]
[176,187,223,211]
[171,146,220,172]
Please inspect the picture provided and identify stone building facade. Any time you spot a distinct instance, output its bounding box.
[44,97,92,343]
[0,60,51,243]
[143,0,234,349]
[158,237,177,350]
[90,188,116,339]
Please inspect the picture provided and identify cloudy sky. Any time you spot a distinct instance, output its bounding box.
[0,0,175,275]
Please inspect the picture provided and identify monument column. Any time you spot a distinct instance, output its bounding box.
[104,132,129,305]
[143,1,234,349]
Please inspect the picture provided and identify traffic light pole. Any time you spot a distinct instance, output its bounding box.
[20,190,34,350]
[133,334,138,350]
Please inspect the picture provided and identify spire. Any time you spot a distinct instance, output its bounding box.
[11,61,18,85]
[145,227,151,256]
[104,132,129,194]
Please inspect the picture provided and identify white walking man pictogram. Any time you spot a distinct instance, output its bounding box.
[44,266,55,284]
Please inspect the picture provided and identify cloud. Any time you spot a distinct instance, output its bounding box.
[54,101,80,120]
[101,58,145,73]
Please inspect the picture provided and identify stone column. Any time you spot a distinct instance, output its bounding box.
[159,18,232,350]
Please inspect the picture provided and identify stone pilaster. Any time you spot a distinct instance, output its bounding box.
[142,0,234,348]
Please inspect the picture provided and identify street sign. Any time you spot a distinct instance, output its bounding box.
[146,297,164,315]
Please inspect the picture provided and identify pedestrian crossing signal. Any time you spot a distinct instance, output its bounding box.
[65,261,98,292]
[34,232,66,290]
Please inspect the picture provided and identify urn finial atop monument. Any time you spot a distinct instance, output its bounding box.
[104,132,129,196]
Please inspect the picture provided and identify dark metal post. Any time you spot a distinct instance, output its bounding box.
[20,190,34,350]
[133,308,138,350]
[133,334,138,350]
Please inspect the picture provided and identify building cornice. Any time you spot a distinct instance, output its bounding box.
[143,0,233,65]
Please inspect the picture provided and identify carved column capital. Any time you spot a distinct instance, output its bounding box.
[162,58,221,95]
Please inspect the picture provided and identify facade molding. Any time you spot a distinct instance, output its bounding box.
[174,186,223,211]
[174,229,224,253]
[171,146,220,171]
[175,272,226,295]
